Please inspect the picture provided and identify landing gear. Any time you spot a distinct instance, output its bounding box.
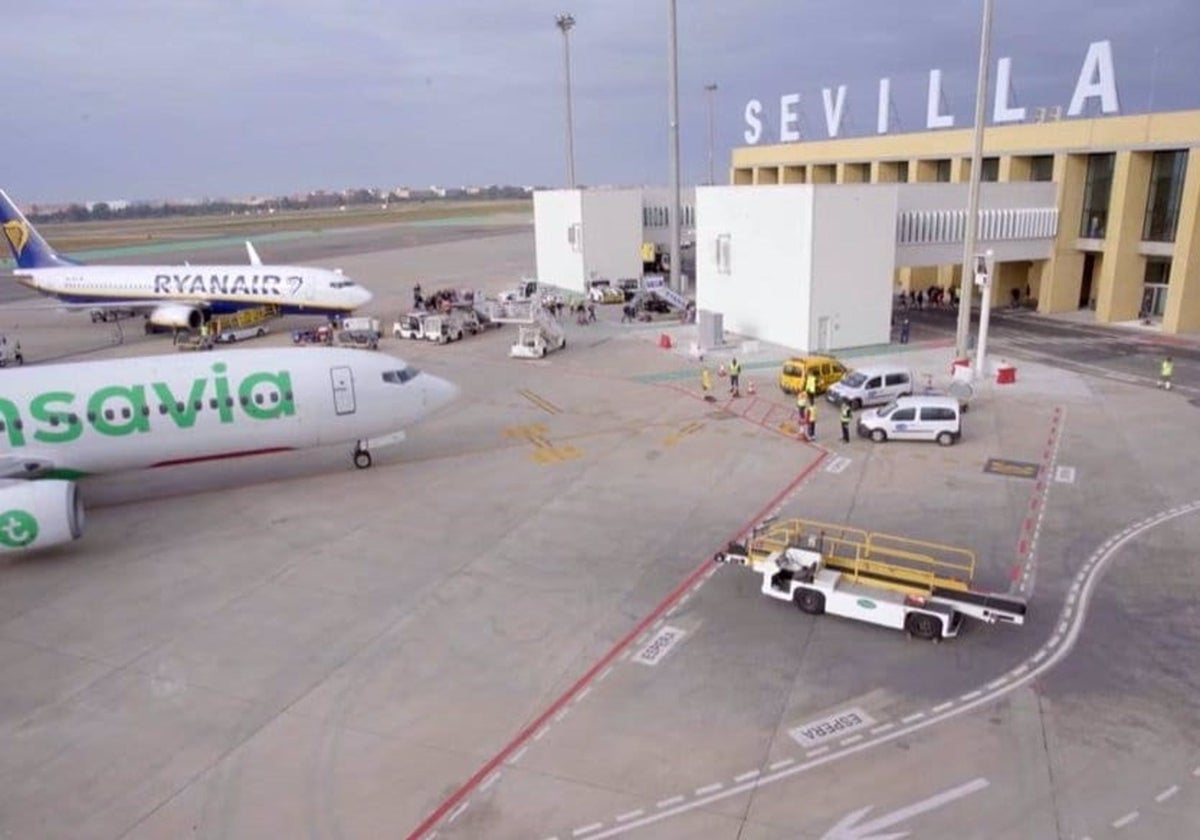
[353,441,372,469]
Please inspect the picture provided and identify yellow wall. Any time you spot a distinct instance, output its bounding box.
[727,109,1200,334]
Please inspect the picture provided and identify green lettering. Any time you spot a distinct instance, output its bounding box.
[88,386,150,437]
[238,371,295,420]
[31,391,81,444]
[151,378,207,429]
[0,398,26,447]
[212,362,233,423]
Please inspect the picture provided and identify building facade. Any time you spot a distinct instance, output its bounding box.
[730,110,1200,334]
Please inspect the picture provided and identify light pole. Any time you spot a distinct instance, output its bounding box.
[704,83,719,186]
[555,13,578,189]
[667,0,682,294]
[954,0,994,360]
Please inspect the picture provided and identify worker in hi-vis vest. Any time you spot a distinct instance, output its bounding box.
[840,401,853,443]
[1159,356,1174,390]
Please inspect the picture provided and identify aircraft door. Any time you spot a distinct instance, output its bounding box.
[330,366,356,415]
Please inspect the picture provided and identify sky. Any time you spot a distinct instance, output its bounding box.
[6,0,1200,204]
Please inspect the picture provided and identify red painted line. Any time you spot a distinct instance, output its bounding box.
[403,452,830,840]
[1010,562,1024,580]
[1023,518,1034,532]
[1030,497,1040,510]
[151,446,294,468]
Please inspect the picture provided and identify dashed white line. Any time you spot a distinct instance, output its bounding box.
[554,709,569,723]
[1155,784,1179,803]
[870,722,895,735]
[768,758,795,771]
[447,801,469,824]
[655,795,684,809]
[573,823,603,836]
[807,746,831,757]
[695,783,723,796]
[480,772,501,793]
[901,712,925,724]
[507,745,528,765]
[840,734,864,746]
[987,676,1009,691]
[734,770,761,783]
[1112,810,1139,829]
[576,686,592,703]
[597,666,614,682]
[932,701,954,714]
[1011,664,1029,678]
[1048,633,1062,647]
[533,726,550,741]
[960,691,982,702]
[615,810,644,823]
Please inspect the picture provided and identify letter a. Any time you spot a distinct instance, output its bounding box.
[1067,40,1120,117]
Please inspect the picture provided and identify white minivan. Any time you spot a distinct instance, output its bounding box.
[826,365,914,409]
[857,395,962,446]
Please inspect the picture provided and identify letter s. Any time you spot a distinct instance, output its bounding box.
[744,99,763,145]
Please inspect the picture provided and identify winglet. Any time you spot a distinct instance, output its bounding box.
[246,241,262,266]
[0,190,78,269]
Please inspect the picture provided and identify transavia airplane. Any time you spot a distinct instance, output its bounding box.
[0,189,373,329]
[0,347,458,553]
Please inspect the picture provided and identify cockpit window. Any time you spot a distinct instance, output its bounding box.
[382,366,421,384]
[330,280,357,288]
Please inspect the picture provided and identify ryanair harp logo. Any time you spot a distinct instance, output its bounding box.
[2,220,29,257]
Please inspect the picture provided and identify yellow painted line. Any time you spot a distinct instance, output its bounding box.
[518,389,562,415]
[664,421,704,447]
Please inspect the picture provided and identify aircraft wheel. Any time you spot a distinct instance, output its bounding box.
[353,448,372,469]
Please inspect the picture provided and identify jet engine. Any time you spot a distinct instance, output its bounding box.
[0,480,85,553]
[148,304,205,330]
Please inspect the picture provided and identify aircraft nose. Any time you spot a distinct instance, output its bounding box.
[356,285,374,306]
[426,374,460,411]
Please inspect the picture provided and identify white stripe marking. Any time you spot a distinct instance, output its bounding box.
[695,783,723,796]
[870,722,895,735]
[841,734,864,746]
[448,801,469,823]
[960,691,982,702]
[769,758,794,771]
[656,795,684,809]
[598,666,614,682]
[577,686,592,702]
[932,701,954,713]
[573,823,603,836]
[807,746,830,757]
[901,712,925,724]
[1112,811,1139,829]
[480,772,501,792]
[508,745,528,764]
[734,770,761,783]
[533,726,549,741]
[1155,784,1179,803]
[615,810,644,823]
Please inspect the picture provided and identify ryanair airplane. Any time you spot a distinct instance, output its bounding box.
[0,189,372,329]
[0,347,458,553]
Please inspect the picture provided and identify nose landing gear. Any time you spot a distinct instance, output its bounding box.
[352,441,372,469]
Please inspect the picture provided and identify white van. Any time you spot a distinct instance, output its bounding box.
[857,396,962,446]
[827,365,914,409]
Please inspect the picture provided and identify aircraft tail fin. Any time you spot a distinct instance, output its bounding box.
[0,190,78,269]
[246,241,263,266]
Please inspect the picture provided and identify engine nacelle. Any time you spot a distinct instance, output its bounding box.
[0,480,85,553]
[149,304,205,330]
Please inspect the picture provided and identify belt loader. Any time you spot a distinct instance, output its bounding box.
[714,517,1026,641]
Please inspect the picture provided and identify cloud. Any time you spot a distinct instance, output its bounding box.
[4,0,1198,202]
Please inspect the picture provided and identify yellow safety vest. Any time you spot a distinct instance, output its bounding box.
[1162,359,1174,377]
[806,374,817,393]
[797,392,808,408]
[841,404,852,423]
[730,360,741,375]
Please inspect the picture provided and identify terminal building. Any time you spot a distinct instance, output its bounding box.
[729,109,1200,335]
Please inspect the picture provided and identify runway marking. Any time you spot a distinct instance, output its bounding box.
[655,795,684,809]
[519,388,562,415]
[869,722,895,735]
[960,690,982,702]
[572,822,603,836]
[549,500,1200,840]
[1155,784,1179,803]
[1011,406,1066,596]
[734,770,761,783]
[447,802,469,824]
[614,810,643,823]
[1112,810,1139,829]
[632,626,686,666]
[480,772,501,793]
[824,456,852,474]
[663,421,704,447]
[695,782,723,796]
[504,423,582,464]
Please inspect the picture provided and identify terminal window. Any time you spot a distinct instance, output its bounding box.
[1079,153,1115,239]
[1142,150,1188,243]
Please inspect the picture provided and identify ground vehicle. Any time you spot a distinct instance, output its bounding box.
[339,316,381,338]
[778,355,846,395]
[292,324,334,345]
[422,313,463,344]
[498,278,539,303]
[617,277,641,301]
[338,329,379,350]
[214,325,269,344]
[393,312,430,340]
[715,517,1025,641]
[826,364,913,409]
[0,335,24,367]
[858,395,962,445]
[588,280,625,304]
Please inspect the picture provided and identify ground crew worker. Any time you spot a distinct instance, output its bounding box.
[796,390,809,427]
[1159,355,1174,390]
[729,357,742,397]
[701,367,713,400]
[805,371,818,401]
[806,399,817,440]
[840,400,853,443]
[900,318,911,344]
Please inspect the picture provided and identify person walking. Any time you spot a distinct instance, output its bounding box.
[729,357,742,398]
[796,390,809,427]
[701,366,714,400]
[1159,355,1174,390]
[805,371,818,403]
[806,399,817,441]
[900,318,911,344]
[839,400,853,443]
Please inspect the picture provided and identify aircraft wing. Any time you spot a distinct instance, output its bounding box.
[0,455,57,480]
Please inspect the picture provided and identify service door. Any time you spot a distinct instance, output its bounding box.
[330,366,356,415]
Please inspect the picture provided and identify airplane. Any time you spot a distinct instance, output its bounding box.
[0,347,458,553]
[0,189,373,330]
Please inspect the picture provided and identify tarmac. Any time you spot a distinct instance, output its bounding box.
[1,223,1199,840]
